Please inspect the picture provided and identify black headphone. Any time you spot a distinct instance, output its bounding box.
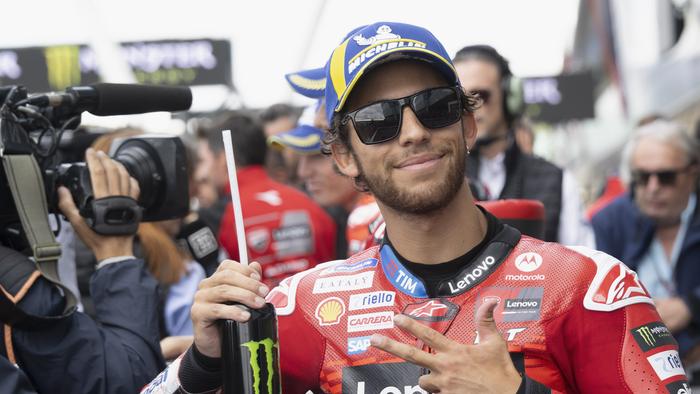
[453,45,524,127]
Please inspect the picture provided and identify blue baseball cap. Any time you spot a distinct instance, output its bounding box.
[284,67,326,99]
[324,22,459,124]
[267,124,324,154]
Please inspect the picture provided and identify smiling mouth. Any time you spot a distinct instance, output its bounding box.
[395,153,445,170]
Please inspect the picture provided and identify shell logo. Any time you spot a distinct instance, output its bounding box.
[315,297,346,326]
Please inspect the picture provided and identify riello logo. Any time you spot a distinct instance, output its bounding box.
[241,338,279,394]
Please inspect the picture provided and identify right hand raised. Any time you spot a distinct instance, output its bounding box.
[190,260,269,358]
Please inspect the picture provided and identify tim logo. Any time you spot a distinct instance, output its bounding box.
[515,253,542,272]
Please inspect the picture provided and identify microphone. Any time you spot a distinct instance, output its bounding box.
[22,83,192,116]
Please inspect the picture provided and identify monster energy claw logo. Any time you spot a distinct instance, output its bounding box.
[241,338,279,394]
[631,321,675,352]
[636,326,655,347]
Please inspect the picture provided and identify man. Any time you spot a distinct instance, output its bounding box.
[260,103,302,185]
[3,149,163,392]
[144,22,687,393]
[592,119,700,361]
[206,112,337,286]
[453,45,584,243]
[269,122,379,257]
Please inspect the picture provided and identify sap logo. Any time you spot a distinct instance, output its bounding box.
[312,271,374,294]
[356,382,427,394]
[349,291,395,311]
[322,258,378,275]
[347,336,372,355]
[515,253,542,272]
[447,256,496,294]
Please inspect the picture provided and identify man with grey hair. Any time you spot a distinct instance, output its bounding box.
[592,119,700,362]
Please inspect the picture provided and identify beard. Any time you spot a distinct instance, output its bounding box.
[352,142,466,215]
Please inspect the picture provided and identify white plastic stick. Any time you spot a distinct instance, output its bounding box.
[221,130,249,267]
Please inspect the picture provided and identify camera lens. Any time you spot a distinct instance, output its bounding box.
[112,140,164,213]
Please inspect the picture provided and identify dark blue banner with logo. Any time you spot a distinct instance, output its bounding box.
[0,38,232,92]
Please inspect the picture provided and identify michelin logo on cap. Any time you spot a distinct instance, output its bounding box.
[348,25,426,74]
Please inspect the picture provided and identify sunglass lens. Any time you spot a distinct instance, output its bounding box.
[413,88,462,129]
[353,101,402,144]
[656,171,677,186]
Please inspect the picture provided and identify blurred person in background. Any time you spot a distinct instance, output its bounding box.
[260,103,302,185]
[592,119,700,363]
[75,129,206,357]
[2,148,163,393]
[454,45,587,244]
[272,68,381,257]
[209,112,337,287]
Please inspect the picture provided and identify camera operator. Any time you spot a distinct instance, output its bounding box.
[1,148,164,393]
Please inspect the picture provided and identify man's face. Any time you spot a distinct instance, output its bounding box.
[455,59,508,138]
[631,137,698,226]
[297,153,358,210]
[332,60,475,215]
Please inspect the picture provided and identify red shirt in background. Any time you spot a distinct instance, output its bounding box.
[218,166,337,286]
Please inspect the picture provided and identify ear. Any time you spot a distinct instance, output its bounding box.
[331,142,360,179]
[462,112,478,148]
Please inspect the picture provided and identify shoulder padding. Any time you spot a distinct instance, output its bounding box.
[567,246,654,312]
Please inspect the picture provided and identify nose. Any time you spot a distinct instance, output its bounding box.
[297,155,312,180]
[397,105,431,146]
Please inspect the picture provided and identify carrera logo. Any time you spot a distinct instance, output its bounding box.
[349,291,395,311]
[348,311,394,333]
[312,271,374,294]
[515,253,542,272]
[315,297,345,326]
[403,299,458,322]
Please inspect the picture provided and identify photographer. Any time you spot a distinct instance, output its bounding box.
[1,148,164,393]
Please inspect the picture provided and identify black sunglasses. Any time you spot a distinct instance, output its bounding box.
[341,86,463,145]
[632,164,694,187]
[471,89,492,104]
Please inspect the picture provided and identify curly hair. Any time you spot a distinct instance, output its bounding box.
[321,88,481,191]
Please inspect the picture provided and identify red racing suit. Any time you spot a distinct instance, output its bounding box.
[218,166,337,287]
[144,225,689,393]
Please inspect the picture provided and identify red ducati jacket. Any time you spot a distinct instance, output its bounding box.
[218,166,337,287]
[266,225,688,393]
[144,224,689,393]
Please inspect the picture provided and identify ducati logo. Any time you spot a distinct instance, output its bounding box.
[515,253,542,272]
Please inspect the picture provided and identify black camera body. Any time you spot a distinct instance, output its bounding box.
[0,83,191,249]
